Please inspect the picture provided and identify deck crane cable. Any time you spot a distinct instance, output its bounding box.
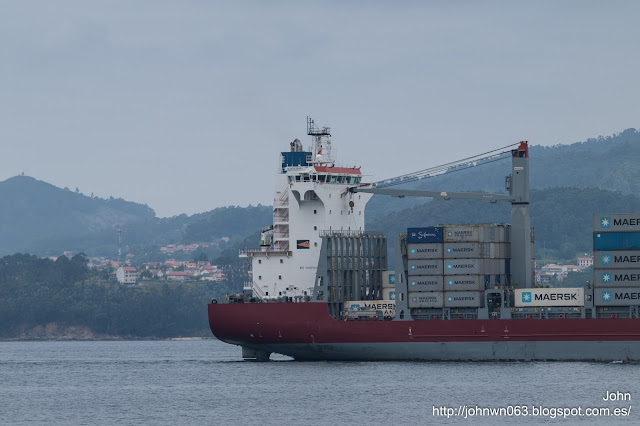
[371,143,520,188]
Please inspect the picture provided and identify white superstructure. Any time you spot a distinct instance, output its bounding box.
[241,118,373,299]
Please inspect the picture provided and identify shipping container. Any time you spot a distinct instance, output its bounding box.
[444,291,484,308]
[383,288,396,301]
[445,275,489,291]
[593,214,640,232]
[409,275,444,292]
[344,300,395,319]
[594,287,640,306]
[382,271,395,288]
[408,292,444,308]
[514,288,584,307]
[593,232,640,251]
[443,224,507,243]
[489,242,511,259]
[594,269,640,287]
[407,243,443,259]
[443,242,510,259]
[443,258,506,275]
[444,242,481,258]
[406,227,443,244]
[593,251,640,269]
[407,259,443,276]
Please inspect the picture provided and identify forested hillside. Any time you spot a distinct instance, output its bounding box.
[0,253,232,338]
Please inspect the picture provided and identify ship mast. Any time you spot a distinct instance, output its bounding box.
[307,116,334,166]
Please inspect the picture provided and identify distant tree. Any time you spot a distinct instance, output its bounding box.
[195,252,208,262]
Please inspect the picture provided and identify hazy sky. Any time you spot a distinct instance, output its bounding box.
[2,1,639,217]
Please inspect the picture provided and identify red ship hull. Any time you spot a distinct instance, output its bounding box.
[209,302,640,361]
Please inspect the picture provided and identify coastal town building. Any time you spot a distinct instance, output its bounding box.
[116,266,138,284]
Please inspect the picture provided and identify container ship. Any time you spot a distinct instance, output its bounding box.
[208,118,640,361]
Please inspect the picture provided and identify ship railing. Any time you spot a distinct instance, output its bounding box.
[319,230,383,238]
[239,248,292,256]
[251,282,266,299]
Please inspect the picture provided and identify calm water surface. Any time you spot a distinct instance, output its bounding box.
[1,340,638,425]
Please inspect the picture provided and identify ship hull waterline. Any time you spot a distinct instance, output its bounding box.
[208,303,640,361]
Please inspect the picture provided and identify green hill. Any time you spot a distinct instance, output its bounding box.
[0,176,155,256]
[0,176,273,259]
[366,128,640,220]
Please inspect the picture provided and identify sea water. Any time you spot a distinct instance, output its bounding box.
[1,340,637,425]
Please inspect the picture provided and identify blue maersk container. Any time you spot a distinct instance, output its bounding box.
[407,227,444,244]
[594,232,640,251]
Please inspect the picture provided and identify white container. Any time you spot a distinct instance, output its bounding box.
[407,243,443,259]
[593,214,640,232]
[382,270,396,288]
[383,288,396,301]
[514,287,585,307]
[444,291,484,308]
[408,292,444,308]
[344,300,395,318]
[407,259,443,276]
[443,259,506,275]
[409,275,444,292]
[594,287,640,306]
[594,269,640,287]
[593,251,640,269]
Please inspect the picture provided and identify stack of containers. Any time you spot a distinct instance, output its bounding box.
[406,227,445,308]
[593,214,640,306]
[406,224,511,309]
[443,224,509,308]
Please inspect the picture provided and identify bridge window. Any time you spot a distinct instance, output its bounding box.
[295,176,301,182]
[303,175,310,182]
[319,175,326,182]
[288,176,294,183]
[330,175,337,183]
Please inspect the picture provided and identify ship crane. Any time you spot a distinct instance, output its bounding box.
[348,142,533,288]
